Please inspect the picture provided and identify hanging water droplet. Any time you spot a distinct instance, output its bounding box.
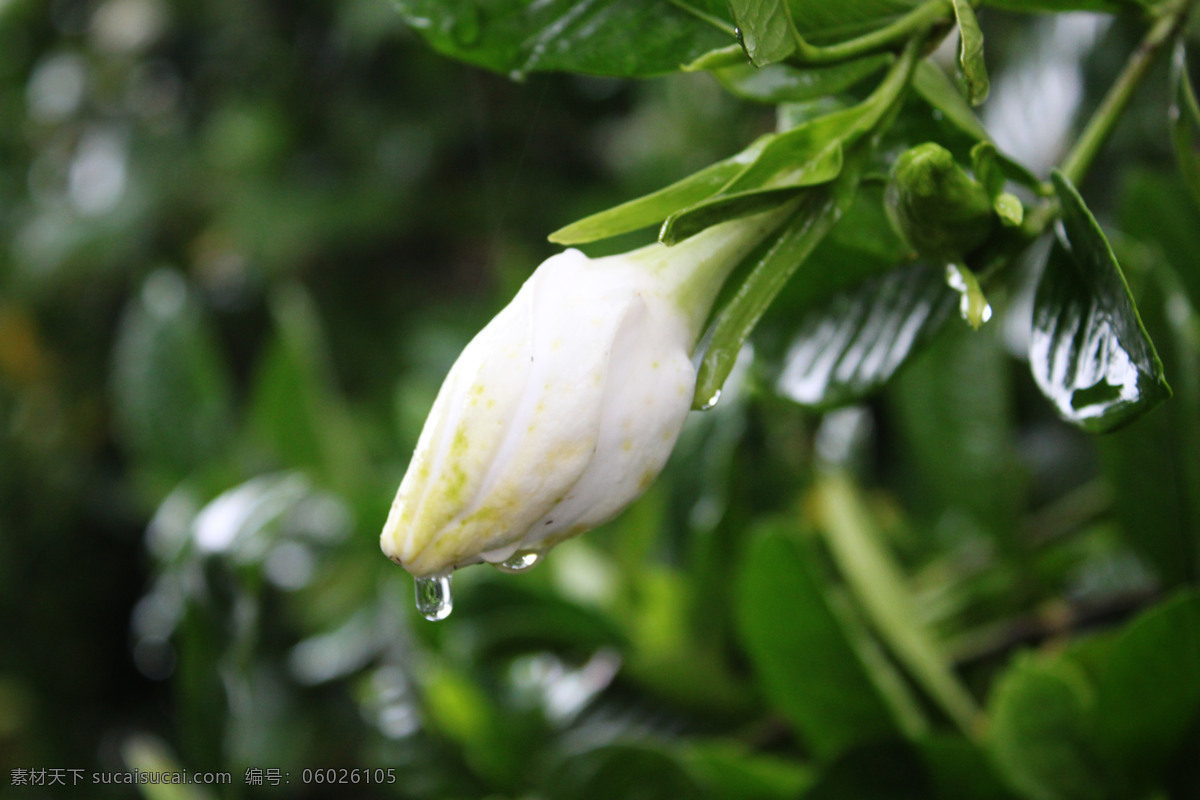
[414,574,453,621]
[699,389,722,411]
[495,550,542,574]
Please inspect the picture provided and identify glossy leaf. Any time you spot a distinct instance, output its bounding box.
[1169,42,1200,210]
[735,523,913,758]
[951,0,989,106]
[712,54,892,104]
[393,0,733,78]
[1028,172,1171,432]
[682,43,749,71]
[728,0,796,66]
[661,187,809,246]
[548,136,771,244]
[1091,591,1200,792]
[784,0,921,39]
[694,185,846,409]
[661,144,842,244]
[721,108,867,193]
[776,262,955,409]
[987,656,1105,800]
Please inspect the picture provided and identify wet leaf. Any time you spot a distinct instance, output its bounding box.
[1028,172,1171,432]
[951,0,989,106]
[728,0,796,66]
[735,522,918,758]
[549,136,771,244]
[712,54,892,104]
[694,185,847,408]
[776,262,955,410]
[393,0,733,78]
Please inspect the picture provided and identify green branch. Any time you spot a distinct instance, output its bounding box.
[1058,0,1196,186]
[787,0,952,65]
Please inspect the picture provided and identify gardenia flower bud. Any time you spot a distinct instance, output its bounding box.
[884,142,994,262]
[381,213,782,579]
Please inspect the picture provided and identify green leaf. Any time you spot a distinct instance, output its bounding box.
[735,522,916,759]
[694,185,846,408]
[249,284,368,489]
[660,139,843,244]
[802,741,932,799]
[124,737,215,800]
[683,43,750,71]
[1108,181,1200,583]
[784,0,921,40]
[545,744,706,800]
[890,320,1023,541]
[986,655,1106,800]
[683,742,814,800]
[913,60,990,141]
[918,736,1021,800]
[661,187,810,246]
[392,0,733,78]
[1169,42,1200,210]
[728,0,796,66]
[549,136,771,244]
[775,262,956,410]
[1091,591,1200,792]
[950,0,988,106]
[110,270,234,491]
[722,109,868,193]
[979,0,1126,11]
[712,54,892,104]
[1028,172,1172,432]
[815,474,981,734]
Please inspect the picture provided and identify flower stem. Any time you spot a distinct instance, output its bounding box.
[787,0,952,65]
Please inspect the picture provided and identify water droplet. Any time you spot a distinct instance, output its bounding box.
[414,574,453,621]
[495,550,542,574]
[508,69,527,83]
[699,389,722,411]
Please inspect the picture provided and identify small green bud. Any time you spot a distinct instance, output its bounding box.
[884,142,994,262]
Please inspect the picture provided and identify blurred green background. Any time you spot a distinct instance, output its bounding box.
[1,1,1198,798]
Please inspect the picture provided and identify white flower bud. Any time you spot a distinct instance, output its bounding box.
[381,213,782,578]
